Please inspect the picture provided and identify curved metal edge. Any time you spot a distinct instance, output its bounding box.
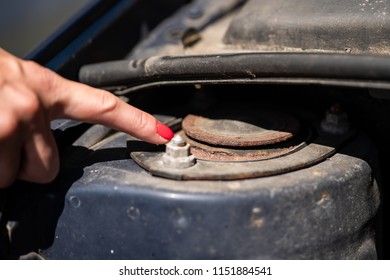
[131,142,335,180]
[113,78,390,96]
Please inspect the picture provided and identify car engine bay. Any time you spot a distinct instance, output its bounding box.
[1,0,390,259]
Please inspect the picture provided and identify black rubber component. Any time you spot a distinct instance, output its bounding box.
[35,132,378,260]
[79,53,390,90]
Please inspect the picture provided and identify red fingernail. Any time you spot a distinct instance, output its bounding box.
[156,122,174,141]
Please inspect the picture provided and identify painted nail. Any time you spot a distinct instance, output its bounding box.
[156,122,174,141]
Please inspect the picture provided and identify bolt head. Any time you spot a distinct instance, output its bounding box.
[171,135,187,147]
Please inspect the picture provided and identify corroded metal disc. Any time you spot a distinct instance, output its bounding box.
[178,126,309,162]
[182,110,300,147]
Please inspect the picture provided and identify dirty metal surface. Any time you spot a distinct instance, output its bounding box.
[182,110,300,147]
[131,142,334,180]
[127,0,246,60]
[130,126,355,180]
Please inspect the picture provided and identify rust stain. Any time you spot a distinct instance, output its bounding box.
[317,191,331,205]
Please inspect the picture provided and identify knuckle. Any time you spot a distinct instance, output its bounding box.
[0,111,19,139]
[17,92,41,120]
[0,83,41,121]
[25,60,56,92]
[21,60,59,105]
[0,55,23,83]
[132,110,149,131]
[97,90,118,116]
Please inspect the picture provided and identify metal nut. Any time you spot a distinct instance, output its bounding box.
[162,135,195,169]
[321,104,350,134]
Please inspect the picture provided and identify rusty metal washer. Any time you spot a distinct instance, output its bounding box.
[182,110,300,147]
[178,128,310,162]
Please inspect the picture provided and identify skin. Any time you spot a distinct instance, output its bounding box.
[0,48,169,188]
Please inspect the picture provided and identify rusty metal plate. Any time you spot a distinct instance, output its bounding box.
[131,142,334,180]
[182,110,300,147]
[178,125,310,161]
[130,125,355,180]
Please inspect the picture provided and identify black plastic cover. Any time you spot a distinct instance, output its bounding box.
[224,0,390,54]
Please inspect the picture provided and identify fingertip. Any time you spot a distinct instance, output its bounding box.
[156,122,174,141]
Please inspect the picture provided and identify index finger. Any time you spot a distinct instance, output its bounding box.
[42,70,173,144]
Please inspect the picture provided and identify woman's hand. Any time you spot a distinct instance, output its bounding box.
[0,48,173,188]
